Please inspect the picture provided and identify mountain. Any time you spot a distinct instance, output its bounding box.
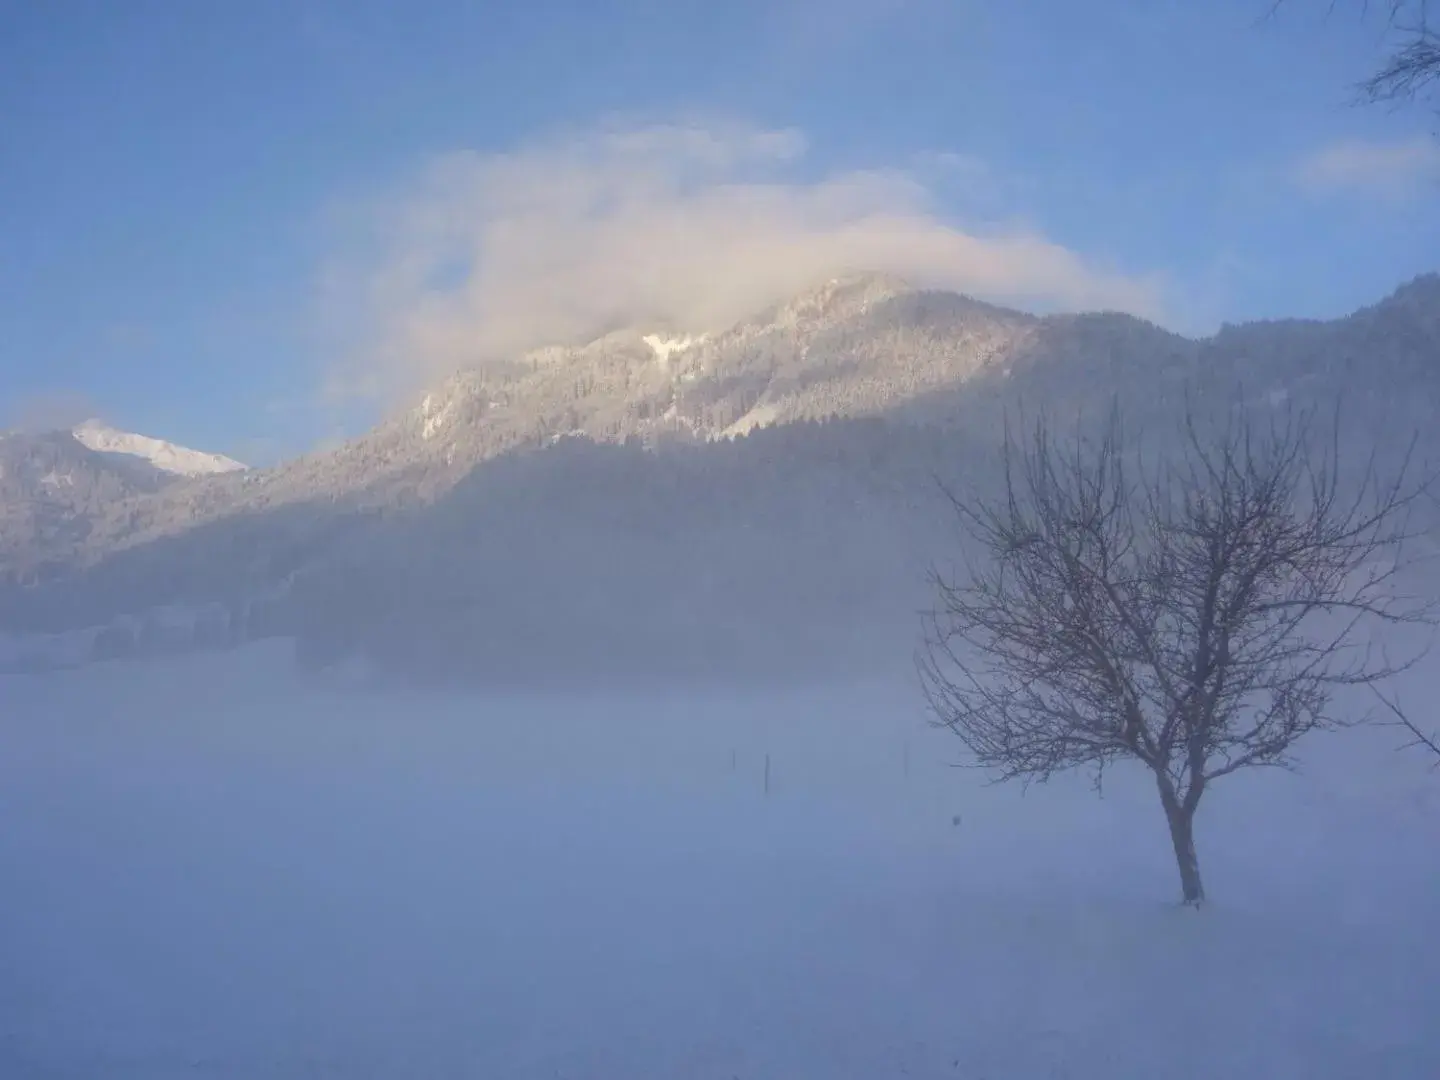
[13,275,1170,564]
[71,420,247,477]
[0,424,245,588]
[1,272,1436,677]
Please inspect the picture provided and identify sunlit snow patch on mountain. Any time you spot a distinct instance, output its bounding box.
[72,420,247,477]
[642,333,704,365]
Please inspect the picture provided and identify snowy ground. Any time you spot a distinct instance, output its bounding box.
[2,643,1437,1078]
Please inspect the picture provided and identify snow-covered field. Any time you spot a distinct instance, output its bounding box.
[2,643,1437,1078]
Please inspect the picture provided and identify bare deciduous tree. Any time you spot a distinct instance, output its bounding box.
[919,402,1432,906]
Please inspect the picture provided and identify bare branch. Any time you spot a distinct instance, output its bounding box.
[1362,29,1440,104]
[1371,684,1440,765]
[1271,1,1440,108]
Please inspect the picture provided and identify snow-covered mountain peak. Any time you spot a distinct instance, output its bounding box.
[772,272,915,324]
[71,420,247,477]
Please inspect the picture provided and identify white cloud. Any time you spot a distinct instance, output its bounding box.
[1295,134,1440,199]
[319,119,1167,404]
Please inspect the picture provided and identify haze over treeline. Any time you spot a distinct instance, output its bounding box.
[3,273,1438,686]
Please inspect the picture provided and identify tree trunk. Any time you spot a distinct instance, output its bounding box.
[1156,779,1205,906]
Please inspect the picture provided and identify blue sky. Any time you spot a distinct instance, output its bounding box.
[2,0,1437,462]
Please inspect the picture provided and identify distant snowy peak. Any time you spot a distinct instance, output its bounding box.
[72,420,247,477]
